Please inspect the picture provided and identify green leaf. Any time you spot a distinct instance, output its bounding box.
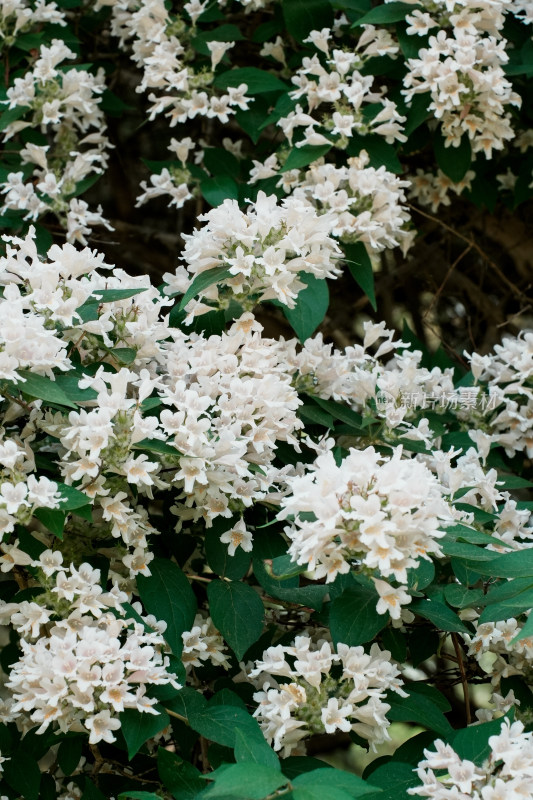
[452,715,511,765]
[282,0,334,41]
[353,2,421,25]
[120,707,170,760]
[344,242,376,310]
[363,762,418,800]
[282,145,332,172]
[56,483,92,510]
[0,105,30,133]
[511,612,533,643]
[406,560,435,591]
[179,266,234,311]
[207,580,264,659]
[254,557,329,611]
[292,768,378,797]
[311,396,363,429]
[386,688,453,737]
[291,788,354,800]
[434,132,472,183]
[111,347,137,365]
[137,559,197,656]
[409,599,469,633]
[443,584,484,609]
[3,751,41,800]
[157,749,205,800]
[189,704,267,749]
[201,175,239,206]
[299,404,334,428]
[205,763,285,799]
[440,540,498,561]
[57,737,83,775]
[282,274,329,342]
[54,373,97,403]
[270,554,308,580]
[12,371,77,409]
[118,793,161,800]
[203,147,241,179]
[234,727,280,769]
[92,288,149,303]
[34,507,66,538]
[131,438,181,456]
[205,518,251,580]
[489,549,533,578]
[330,585,387,647]
[214,67,289,94]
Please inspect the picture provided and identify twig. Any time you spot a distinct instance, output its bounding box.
[451,633,471,725]
[408,203,530,303]
[423,244,473,320]
[164,708,189,725]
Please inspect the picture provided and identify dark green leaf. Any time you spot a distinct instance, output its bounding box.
[282,0,334,41]
[57,737,83,775]
[282,145,332,172]
[409,599,469,633]
[291,787,354,800]
[362,762,418,800]
[3,751,41,800]
[34,507,66,538]
[292,768,377,797]
[189,704,267,750]
[205,518,251,580]
[344,242,376,310]
[434,132,472,183]
[452,715,511,765]
[207,580,264,659]
[131,438,181,456]
[353,2,421,25]
[387,688,453,737]
[311,396,363,429]
[92,288,149,303]
[56,483,92,510]
[179,266,234,311]
[330,585,387,647]
[234,727,280,769]
[137,560,197,656]
[157,749,205,800]
[13,371,77,409]
[214,67,289,94]
[201,175,239,206]
[205,763,285,799]
[443,584,484,609]
[282,274,329,342]
[120,707,170,760]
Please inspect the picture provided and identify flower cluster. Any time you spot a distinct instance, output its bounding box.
[166,191,341,317]
[400,1,521,156]
[278,24,407,149]
[465,616,533,687]
[467,331,533,458]
[181,613,230,671]
[409,719,533,800]
[0,40,111,243]
[0,559,179,743]
[279,444,452,615]
[0,0,65,50]
[288,151,413,253]
[106,0,250,127]
[249,636,406,756]
[409,168,476,212]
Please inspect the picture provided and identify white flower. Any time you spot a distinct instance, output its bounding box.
[220,518,253,556]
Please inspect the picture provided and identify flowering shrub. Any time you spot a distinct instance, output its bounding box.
[0,2,532,800]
